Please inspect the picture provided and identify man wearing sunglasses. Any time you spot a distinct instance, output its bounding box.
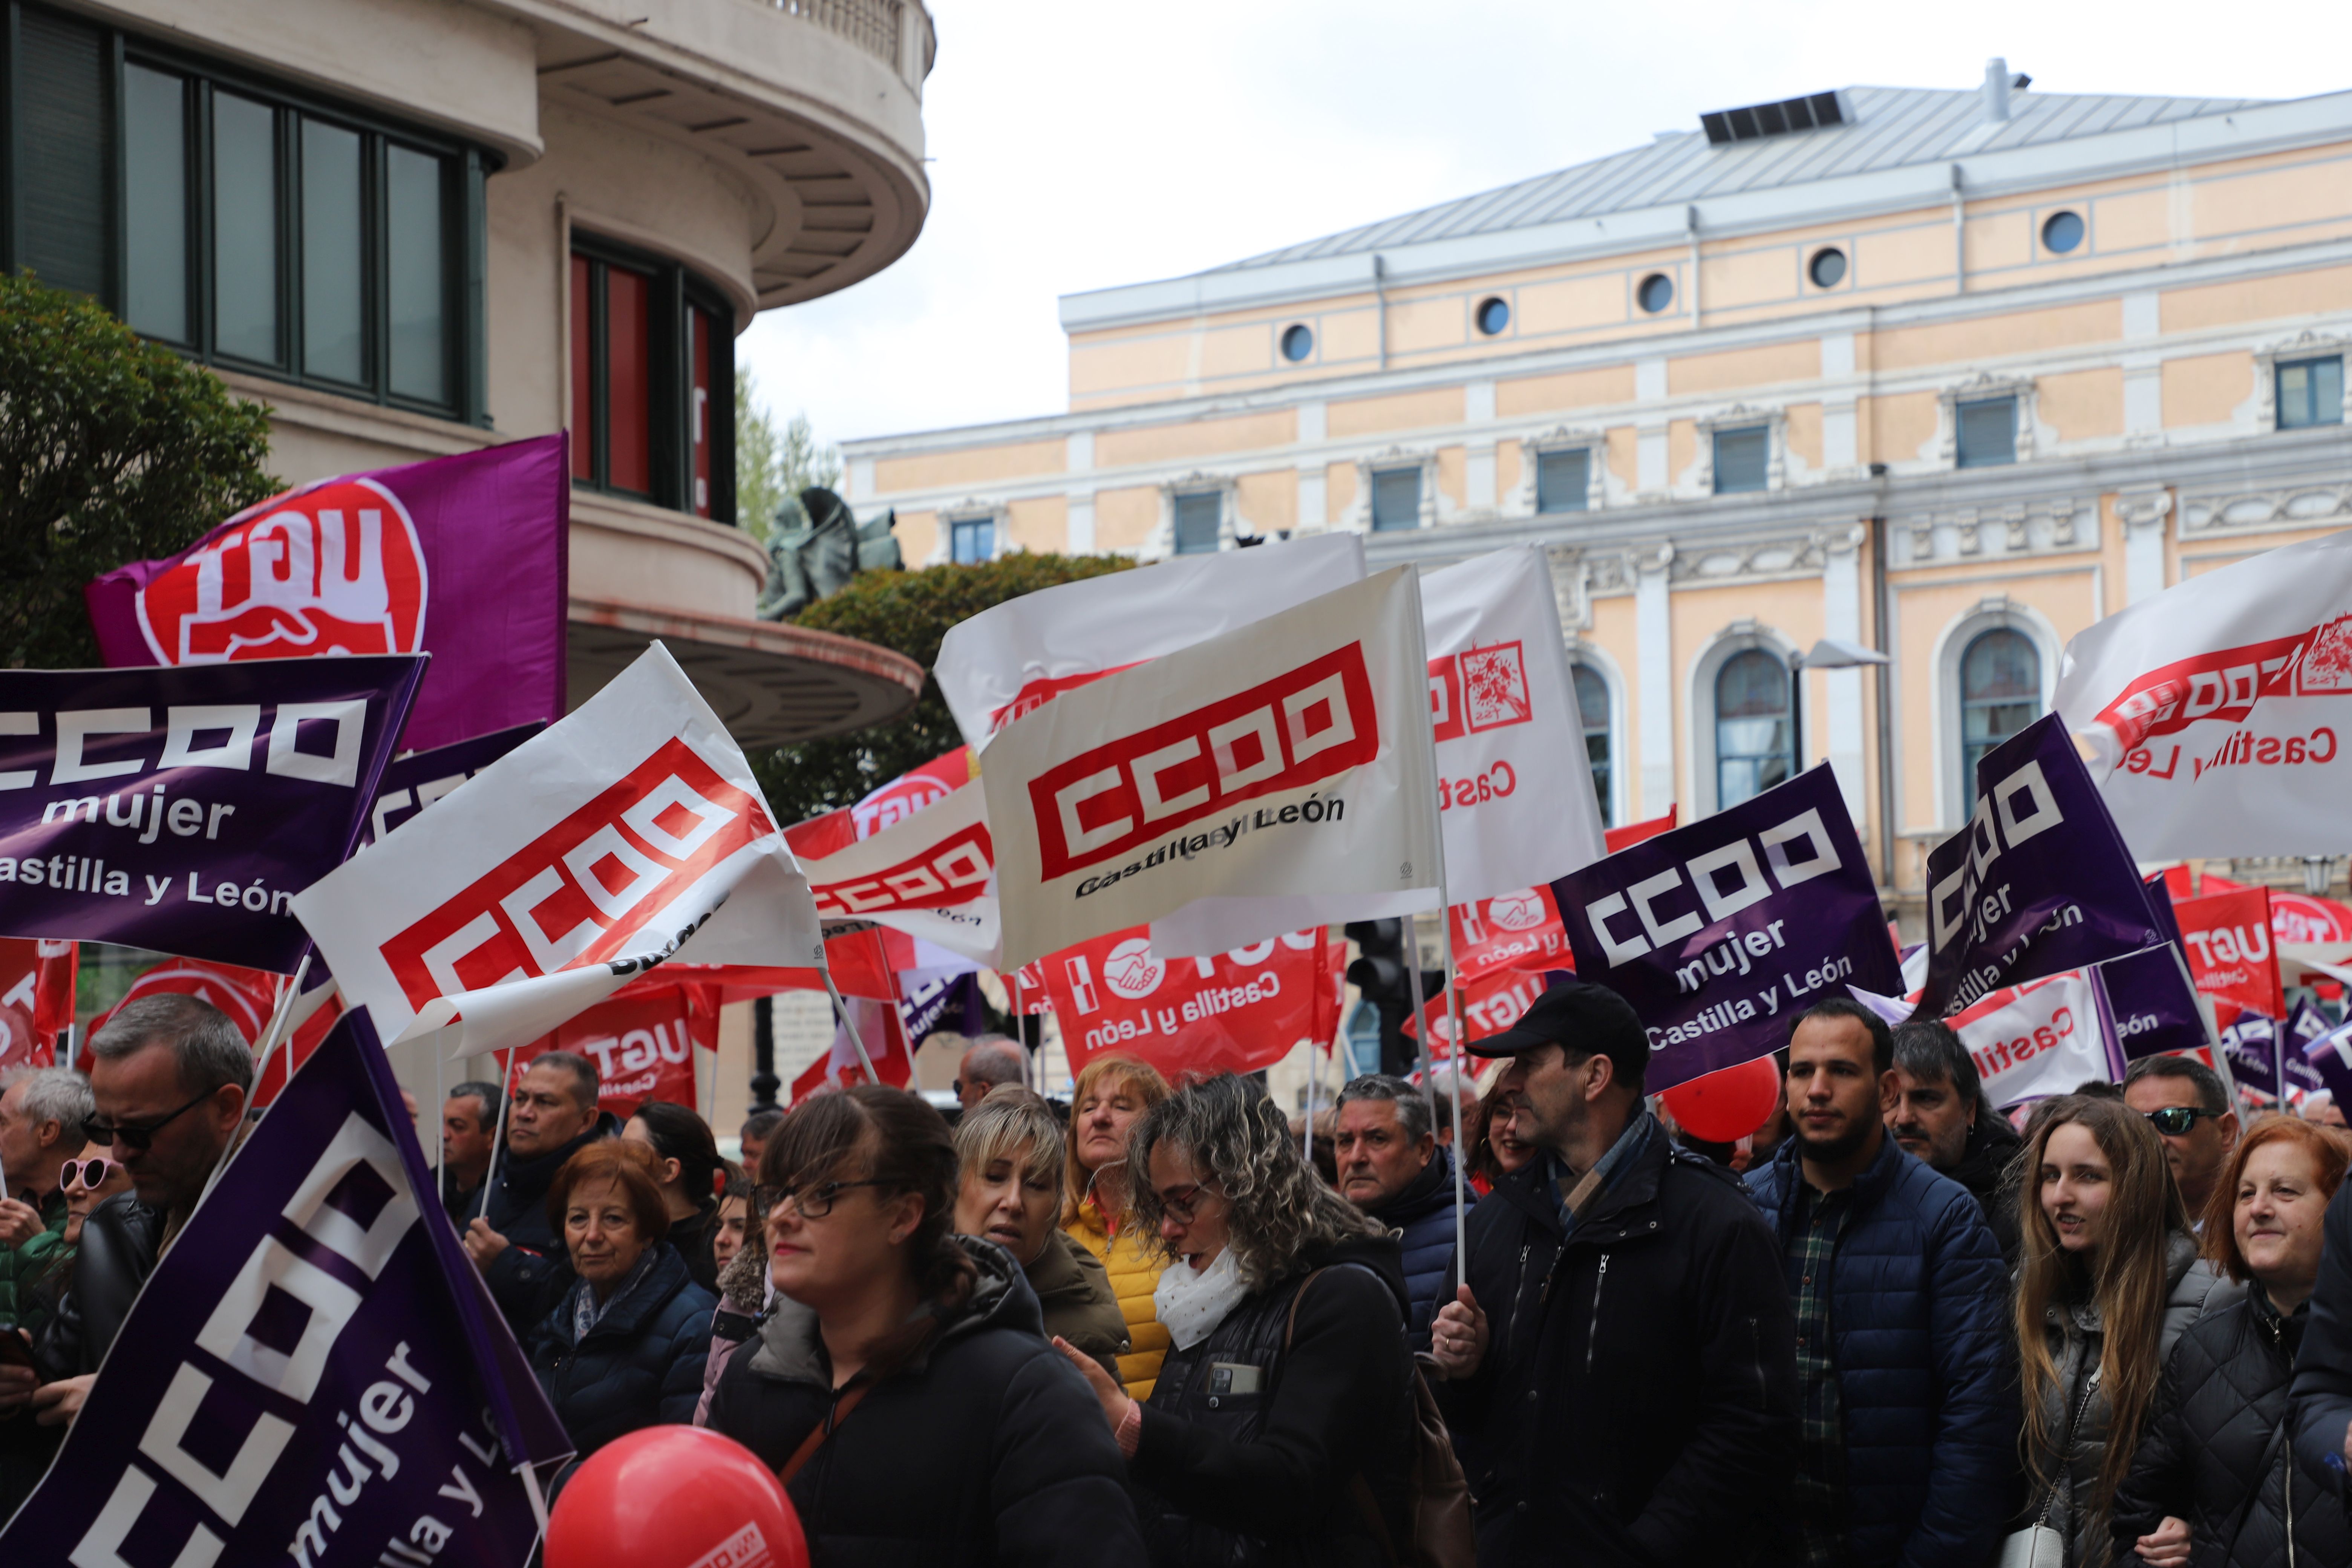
[19,995,250,1433]
[2122,1055,2239,1220]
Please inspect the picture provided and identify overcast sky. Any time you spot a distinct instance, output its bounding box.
[736,0,2352,451]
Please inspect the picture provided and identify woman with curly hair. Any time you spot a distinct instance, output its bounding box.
[1055,1072,1418,1568]
[2012,1096,2239,1567]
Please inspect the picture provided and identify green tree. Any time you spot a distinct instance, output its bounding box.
[0,273,278,669]
[752,552,1134,825]
[735,367,842,539]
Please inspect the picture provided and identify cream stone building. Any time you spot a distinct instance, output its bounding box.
[845,63,2352,923]
[5,0,935,741]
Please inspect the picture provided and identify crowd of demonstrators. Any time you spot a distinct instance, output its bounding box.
[439,1078,501,1221]
[2015,1096,2242,1566]
[2125,1057,2243,1222]
[1058,1072,1418,1568]
[1063,1055,1175,1396]
[1331,1073,1467,1352]
[1746,1000,2015,1566]
[464,1051,619,1335]
[526,1139,717,1461]
[957,1035,1030,1110]
[1430,983,1799,1566]
[2116,1116,2350,1566]
[1886,1018,2024,1263]
[707,1083,1141,1565]
[952,1086,1127,1379]
[624,1099,729,1291]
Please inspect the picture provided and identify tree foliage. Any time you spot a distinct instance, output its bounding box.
[734,367,842,540]
[0,273,279,669]
[752,552,1134,825]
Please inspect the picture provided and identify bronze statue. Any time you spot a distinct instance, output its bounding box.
[756,486,902,620]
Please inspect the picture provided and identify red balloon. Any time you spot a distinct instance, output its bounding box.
[546,1425,808,1568]
[1660,1055,1782,1142]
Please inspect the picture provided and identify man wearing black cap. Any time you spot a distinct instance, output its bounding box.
[1427,980,1798,1567]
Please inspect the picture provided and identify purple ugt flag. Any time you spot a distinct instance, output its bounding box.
[1916,714,2168,1019]
[0,1004,568,1563]
[0,657,424,973]
[84,434,570,755]
[1551,764,1900,1092]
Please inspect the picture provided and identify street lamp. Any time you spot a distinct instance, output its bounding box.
[1790,637,1896,889]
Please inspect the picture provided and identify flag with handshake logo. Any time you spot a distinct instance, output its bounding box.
[982,567,1443,968]
[292,644,824,1060]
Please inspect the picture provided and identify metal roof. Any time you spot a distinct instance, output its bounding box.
[1207,84,2266,274]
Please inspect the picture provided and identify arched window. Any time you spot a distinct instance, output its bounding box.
[1715,649,1792,808]
[1572,664,1612,826]
[1960,629,2042,796]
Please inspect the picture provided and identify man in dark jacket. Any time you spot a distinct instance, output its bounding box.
[1748,998,2014,1568]
[440,1078,502,1223]
[1332,1072,1464,1352]
[463,1052,615,1335]
[1429,982,1798,1567]
[2291,1177,2352,1494]
[1886,1018,2023,1263]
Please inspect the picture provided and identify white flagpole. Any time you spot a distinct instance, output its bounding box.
[822,972,881,1083]
[477,1044,518,1224]
[1401,575,1472,1283]
[1435,915,1473,1282]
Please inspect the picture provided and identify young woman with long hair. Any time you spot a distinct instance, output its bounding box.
[2111,1116,2350,1566]
[1061,1054,1174,1396]
[704,1084,1141,1566]
[2014,1096,2240,1566]
[1055,1073,1418,1568]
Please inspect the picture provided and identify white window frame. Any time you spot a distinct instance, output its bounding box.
[1352,447,1439,533]
[1936,373,2038,468]
[1691,405,1786,498]
[931,498,1004,566]
[1145,472,1241,561]
[2254,329,2352,434]
[1687,620,1801,817]
[1929,596,2061,830]
[1517,427,1606,517]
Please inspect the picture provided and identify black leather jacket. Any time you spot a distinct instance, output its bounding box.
[33,1192,163,1380]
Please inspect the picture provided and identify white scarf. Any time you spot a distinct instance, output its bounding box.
[1154,1248,1251,1352]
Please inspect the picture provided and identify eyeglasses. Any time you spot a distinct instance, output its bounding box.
[1156,1182,1211,1223]
[59,1157,120,1191]
[753,1179,889,1220]
[82,1089,215,1153]
[2142,1106,2221,1137]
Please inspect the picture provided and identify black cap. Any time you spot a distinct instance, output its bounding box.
[1467,979,1648,1087]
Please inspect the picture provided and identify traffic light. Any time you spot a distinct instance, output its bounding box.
[1343,918,1447,1079]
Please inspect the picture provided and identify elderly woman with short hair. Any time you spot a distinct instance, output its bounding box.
[954,1086,1127,1380]
[1055,1073,1419,1568]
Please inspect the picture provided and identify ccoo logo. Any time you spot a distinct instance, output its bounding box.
[135,478,429,665]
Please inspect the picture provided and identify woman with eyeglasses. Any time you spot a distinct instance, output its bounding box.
[2110,1116,2350,1567]
[1054,1073,1417,1568]
[704,1084,1143,1567]
[953,1087,1127,1381]
[1062,1055,1174,1397]
[525,1139,715,1460]
[2011,1097,2240,1568]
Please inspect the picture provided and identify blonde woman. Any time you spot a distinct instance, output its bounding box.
[1062,1055,1173,1396]
[2013,1096,2239,1567]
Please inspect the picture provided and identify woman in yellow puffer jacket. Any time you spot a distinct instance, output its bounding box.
[1061,1054,1173,1398]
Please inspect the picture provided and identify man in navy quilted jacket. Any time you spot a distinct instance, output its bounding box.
[1746,998,2016,1568]
[1332,1073,1464,1355]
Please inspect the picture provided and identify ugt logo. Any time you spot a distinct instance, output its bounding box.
[135,478,429,664]
[379,740,770,1011]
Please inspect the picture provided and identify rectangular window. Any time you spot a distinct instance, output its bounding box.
[1956,397,2017,467]
[1371,467,1422,531]
[1713,427,1769,494]
[1173,492,1221,554]
[0,8,485,420]
[212,93,282,365]
[2278,357,2344,430]
[384,144,449,404]
[568,238,735,522]
[123,65,190,342]
[951,518,995,565]
[1536,449,1589,514]
[300,120,366,384]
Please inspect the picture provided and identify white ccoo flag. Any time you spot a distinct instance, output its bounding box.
[936,533,1364,750]
[796,778,1001,966]
[2055,527,2352,859]
[983,567,1442,967]
[1421,546,1608,902]
[292,644,825,1057]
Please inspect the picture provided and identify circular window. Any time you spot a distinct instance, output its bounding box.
[1279,323,1314,362]
[1637,273,1675,314]
[2041,211,2085,254]
[1807,247,1847,289]
[1475,297,1511,336]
